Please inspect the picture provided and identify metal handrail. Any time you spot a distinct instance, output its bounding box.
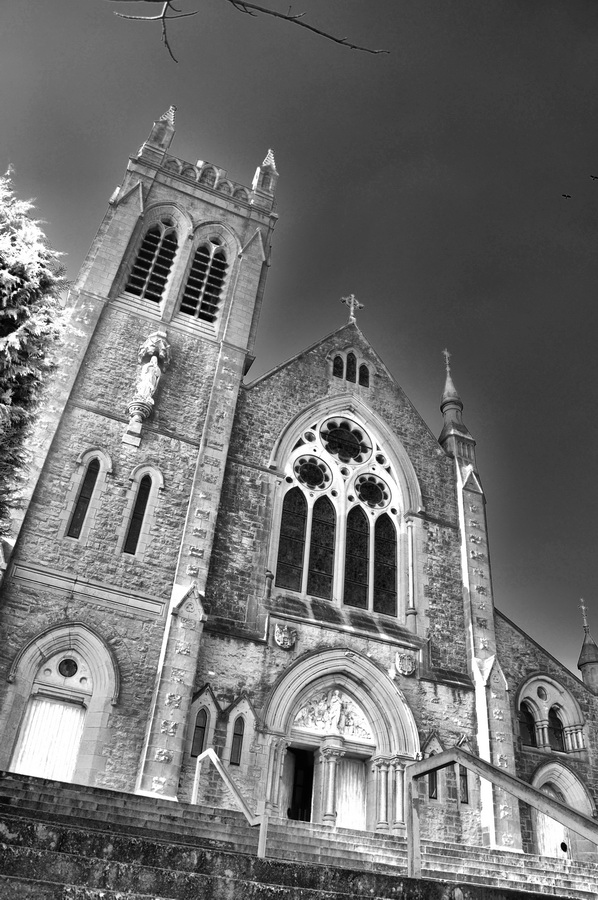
[405,746,598,878]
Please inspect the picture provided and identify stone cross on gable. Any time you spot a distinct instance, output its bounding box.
[340,293,364,323]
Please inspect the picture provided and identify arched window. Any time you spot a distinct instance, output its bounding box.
[548,707,565,752]
[276,489,307,593]
[67,458,100,539]
[123,474,152,555]
[346,352,357,383]
[428,754,438,800]
[180,240,228,324]
[359,364,370,387]
[230,716,244,766]
[519,702,537,747]
[332,355,344,378]
[306,497,336,600]
[373,514,397,616]
[125,219,178,303]
[191,708,208,758]
[344,507,369,609]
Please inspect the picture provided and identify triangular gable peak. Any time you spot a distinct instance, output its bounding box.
[245,322,396,389]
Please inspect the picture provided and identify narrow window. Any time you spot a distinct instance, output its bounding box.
[343,507,369,609]
[306,496,336,600]
[332,356,344,378]
[459,765,469,804]
[275,489,307,592]
[519,702,537,747]
[123,475,152,555]
[428,762,438,800]
[373,514,397,616]
[548,707,565,751]
[125,221,178,303]
[230,716,244,765]
[346,352,357,383]
[67,458,100,539]
[191,708,208,758]
[358,364,370,387]
[180,243,228,324]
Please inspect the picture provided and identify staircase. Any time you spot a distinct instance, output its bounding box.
[1,772,597,899]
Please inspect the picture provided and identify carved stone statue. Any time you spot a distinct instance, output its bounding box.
[136,354,162,404]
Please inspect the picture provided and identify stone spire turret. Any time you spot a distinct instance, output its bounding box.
[578,600,598,693]
[137,106,177,164]
[438,350,477,467]
[252,148,279,205]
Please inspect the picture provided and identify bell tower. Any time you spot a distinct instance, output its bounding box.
[0,110,278,797]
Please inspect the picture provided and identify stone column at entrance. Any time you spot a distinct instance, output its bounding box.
[373,757,390,830]
[391,757,405,826]
[320,743,345,825]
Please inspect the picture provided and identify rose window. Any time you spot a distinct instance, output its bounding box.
[355,474,390,508]
[294,456,332,490]
[320,419,371,463]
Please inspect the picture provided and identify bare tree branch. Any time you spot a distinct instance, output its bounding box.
[111,0,198,61]
[108,0,389,62]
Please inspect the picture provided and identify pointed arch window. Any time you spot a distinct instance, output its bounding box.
[67,458,100,539]
[359,365,370,387]
[333,356,344,378]
[276,489,307,593]
[123,474,152,555]
[180,240,228,324]
[306,497,336,600]
[125,219,178,303]
[230,716,244,766]
[373,514,397,616]
[191,708,208,758]
[346,352,357,383]
[344,507,369,609]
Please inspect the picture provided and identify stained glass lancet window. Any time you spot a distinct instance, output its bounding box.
[230,717,244,765]
[344,507,369,609]
[191,708,207,758]
[373,514,397,615]
[306,497,336,600]
[275,489,307,592]
[333,355,344,378]
[346,352,357,383]
[359,364,370,387]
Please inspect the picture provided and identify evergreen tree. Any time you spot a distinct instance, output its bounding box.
[0,171,64,535]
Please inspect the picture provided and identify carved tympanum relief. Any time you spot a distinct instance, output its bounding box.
[293,689,373,741]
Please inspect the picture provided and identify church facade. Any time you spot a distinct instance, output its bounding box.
[1,110,598,877]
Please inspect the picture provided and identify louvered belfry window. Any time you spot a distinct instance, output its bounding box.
[125,219,178,303]
[180,239,228,324]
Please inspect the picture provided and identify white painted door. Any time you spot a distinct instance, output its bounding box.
[10,696,85,782]
[536,784,571,858]
[335,757,366,830]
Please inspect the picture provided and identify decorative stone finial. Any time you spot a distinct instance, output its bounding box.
[262,149,277,172]
[581,599,590,632]
[340,293,363,324]
[159,106,177,126]
[443,348,451,373]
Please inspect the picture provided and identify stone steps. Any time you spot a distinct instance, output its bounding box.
[1,773,598,899]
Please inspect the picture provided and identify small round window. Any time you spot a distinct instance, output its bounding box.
[294,456,332,490]
[355,474,390,508]
[58,658,78,678]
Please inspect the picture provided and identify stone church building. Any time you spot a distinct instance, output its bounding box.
[1,109,598,898]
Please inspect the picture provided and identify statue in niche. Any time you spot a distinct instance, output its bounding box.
[136,354,162,403]
[293,689,373,741]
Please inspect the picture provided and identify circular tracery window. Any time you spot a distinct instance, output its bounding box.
[294,456,332,489]
[320,419,371,463]
[355,474,390,508]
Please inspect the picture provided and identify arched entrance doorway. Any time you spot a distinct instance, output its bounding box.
[532,762,596,861]
[262,648,420,832]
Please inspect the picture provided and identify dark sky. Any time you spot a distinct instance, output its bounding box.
[2,0,598,675]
